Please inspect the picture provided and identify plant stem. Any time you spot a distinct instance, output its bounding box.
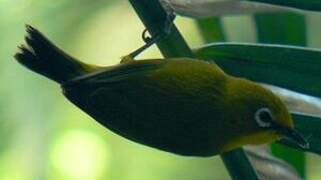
[129,0,258,179]
[222,149,259,180]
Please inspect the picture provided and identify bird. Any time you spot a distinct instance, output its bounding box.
[15,25,308,157]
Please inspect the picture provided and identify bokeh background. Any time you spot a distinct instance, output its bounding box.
[1,0,321,179]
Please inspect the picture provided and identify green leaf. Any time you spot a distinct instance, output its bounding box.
[196,18,225,43]
[255,13,306,45]
[160,0,287,17]
[194,43,321,98]
[246,0,321,11]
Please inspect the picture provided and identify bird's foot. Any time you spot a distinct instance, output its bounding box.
[127,13,176,59]
[120,55,134,64]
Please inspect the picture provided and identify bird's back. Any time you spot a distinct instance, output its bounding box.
[63,58,229,156]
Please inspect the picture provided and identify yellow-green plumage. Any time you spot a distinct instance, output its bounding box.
[15,26,305,157]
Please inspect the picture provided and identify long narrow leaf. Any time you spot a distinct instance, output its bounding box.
[160,0,287,17]
[197,18,225,43]
[255,13,306,45]
[246,0,321,11]
[194,43,321,98]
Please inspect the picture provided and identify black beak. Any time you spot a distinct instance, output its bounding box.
[272,122,309,150]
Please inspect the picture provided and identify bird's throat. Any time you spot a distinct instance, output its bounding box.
[220,131,281,153]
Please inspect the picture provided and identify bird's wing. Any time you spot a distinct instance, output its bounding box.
[64,59,166,85]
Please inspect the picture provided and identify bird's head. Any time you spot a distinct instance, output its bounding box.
[222,77,309,152]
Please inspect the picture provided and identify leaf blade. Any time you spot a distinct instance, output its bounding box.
[194,43,321,98]
[247,0,321,11]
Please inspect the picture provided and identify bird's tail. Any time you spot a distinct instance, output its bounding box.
[15,25,96,84]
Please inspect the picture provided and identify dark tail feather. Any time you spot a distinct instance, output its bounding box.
[15,25,91,84]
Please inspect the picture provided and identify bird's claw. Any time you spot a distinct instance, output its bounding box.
[127,13,176,59]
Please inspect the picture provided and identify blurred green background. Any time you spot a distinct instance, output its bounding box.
[1,0,321,179]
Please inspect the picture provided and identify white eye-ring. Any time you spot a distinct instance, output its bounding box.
[255,107,274,128]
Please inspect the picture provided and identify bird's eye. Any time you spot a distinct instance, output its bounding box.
[255,108,273,128]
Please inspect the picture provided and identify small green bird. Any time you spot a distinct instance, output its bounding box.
[15,25,308,156]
